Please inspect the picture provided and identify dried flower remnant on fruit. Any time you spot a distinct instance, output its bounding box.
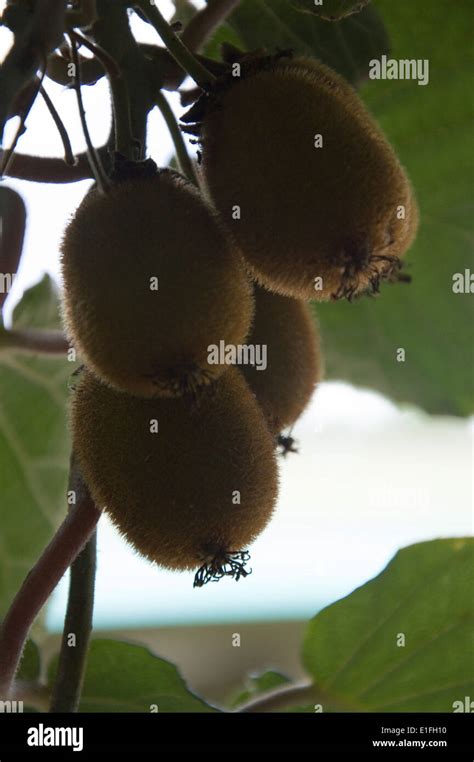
[193,550,252,588]
[277,434,299,457]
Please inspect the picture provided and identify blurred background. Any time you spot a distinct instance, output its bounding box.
[0,0,472,705]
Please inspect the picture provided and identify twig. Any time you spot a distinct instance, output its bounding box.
[2,151,95,183]
[50,466,97,713]
[0,462,101,698]
[134,1,216,88]
[39,84,75,166]
[0,329,70,355]
[0,0,67,142]
[0,69,46,177]
[181,0,241,52]
[69,30,121,79]
[154,91,197,184]
[68,33,110,193]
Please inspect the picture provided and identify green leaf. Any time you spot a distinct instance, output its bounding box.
[203,22,244,62]
[11,274,62,330]
[17,639,41,682]
[226,0,389,85]
[230,670,290,708]
[316,0,474,415]
[48,639,217,712]
[302,539,474,712]
[291,0,370,20]
[0,275,73,616]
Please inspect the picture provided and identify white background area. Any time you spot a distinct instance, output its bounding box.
[0,2,472,630]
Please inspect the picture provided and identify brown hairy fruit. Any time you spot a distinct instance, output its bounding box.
[242,286,322,435]
[189,55,418,301]
[61,169,254,398]
[71,368,278,583]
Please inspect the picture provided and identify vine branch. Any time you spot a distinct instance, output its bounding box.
[0,329,70,355]
[0,462,101,698]
[2,151,95,183]
[0,0,67,143]
[50,464,97,713]
[181,0,241,52]
[134,1,216,88]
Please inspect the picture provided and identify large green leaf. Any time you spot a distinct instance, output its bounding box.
[316,0,474,414]
[302,539,474,712]
[48,639,217,712]
[0,275,72,616]
[226,0,389,85]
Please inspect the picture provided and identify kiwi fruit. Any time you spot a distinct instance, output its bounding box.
[61,168,254,398]
[71,367,279,585]
[185,54,418,301]
[242,285,321,436]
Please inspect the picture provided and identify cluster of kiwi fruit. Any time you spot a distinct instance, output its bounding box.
[63,52,417,587]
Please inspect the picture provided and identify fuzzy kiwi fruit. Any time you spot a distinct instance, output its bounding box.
[61,168,254,398]
[242,285,321,436]
[71,367,278,585]
[185,54,418,301]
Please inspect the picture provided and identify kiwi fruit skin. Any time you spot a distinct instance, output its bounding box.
[71,367,279,571]
[61,169,254,398]
[199,56,418,301]
[242,286,322,435]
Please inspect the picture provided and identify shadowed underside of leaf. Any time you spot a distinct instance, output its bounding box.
[225,0,389,85]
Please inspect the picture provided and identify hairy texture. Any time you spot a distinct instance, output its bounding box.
[242,286,322,434]
[61,169,254,397]
[197,55,418,301]
[71,368,278,573]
